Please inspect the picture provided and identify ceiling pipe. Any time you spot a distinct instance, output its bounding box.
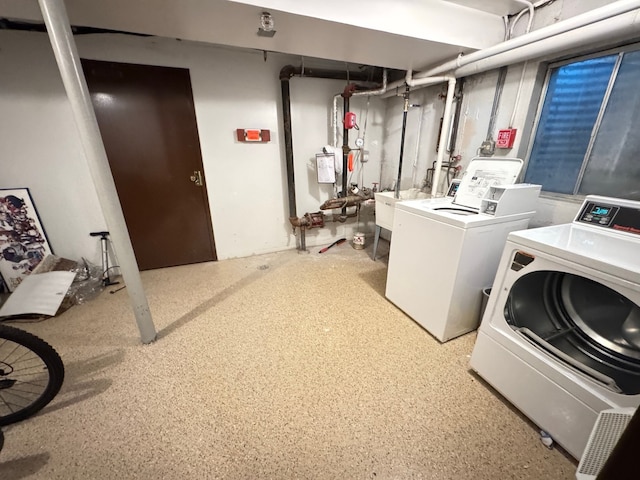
[405,70,451,87]
[383,0,640,94]
[454,9,640,77]
[332,69,387,149]
[419,0,640,78]
[381,71,451,99]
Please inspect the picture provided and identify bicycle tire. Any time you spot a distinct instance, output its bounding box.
[0,324,64,426]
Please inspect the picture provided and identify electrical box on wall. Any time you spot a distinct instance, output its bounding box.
[236,129,271,143]
[496,128,517,149]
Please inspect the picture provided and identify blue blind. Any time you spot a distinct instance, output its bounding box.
[524,56,617,193]
[579,50,640,200]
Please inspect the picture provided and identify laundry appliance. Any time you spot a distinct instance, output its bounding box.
[372,180,460,261]
[470,195,640,460]
[385,156,541,342]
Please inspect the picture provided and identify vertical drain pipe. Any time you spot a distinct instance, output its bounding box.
[431,77,457,197]
[342,94,349,209]
[279,66,381,249]
[38,0,157,344]
[395,85,411,199]
[280,69,297,224]
[341,84,356,216]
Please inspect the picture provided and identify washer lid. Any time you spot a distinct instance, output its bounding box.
[452,157,524,211]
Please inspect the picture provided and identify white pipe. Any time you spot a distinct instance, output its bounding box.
[411,104,424,188]
[510,0,535,36]
[455,9,640,77]
[507,1,534,129]
[332,69,387,148]
[509,61,528,128]
[353,68,388,97]
[384,71,451,96]
[416,0,640,78]
[406,70,451,87]
[38,0,157,344]
[431,77,457,197]
[332,93,340,148]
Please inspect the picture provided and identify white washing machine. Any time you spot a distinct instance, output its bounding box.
[470,195,640,460]
[385,157,541,342]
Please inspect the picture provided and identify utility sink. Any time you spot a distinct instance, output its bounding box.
[374,189,428,231]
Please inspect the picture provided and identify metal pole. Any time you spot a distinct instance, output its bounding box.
[395,85,410,199]
[431,77,457,197]
[280,77,297,221]
[38,0,157,344]
[341,94,350,215]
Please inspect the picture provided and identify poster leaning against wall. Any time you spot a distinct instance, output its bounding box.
[0,188,53,292]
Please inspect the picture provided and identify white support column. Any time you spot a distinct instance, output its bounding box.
[38,0,157,344]
[431,77,457,198]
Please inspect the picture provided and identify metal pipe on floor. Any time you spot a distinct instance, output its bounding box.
[38,0,157,344]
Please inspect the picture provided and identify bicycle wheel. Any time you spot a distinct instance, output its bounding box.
[0,324,64,426]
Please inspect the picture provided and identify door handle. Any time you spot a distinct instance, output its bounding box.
[190,170,203,186]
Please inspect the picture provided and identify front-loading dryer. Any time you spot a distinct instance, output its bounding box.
[470,195,640,460]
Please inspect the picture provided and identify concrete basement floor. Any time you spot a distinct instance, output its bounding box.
[0,239,577,479]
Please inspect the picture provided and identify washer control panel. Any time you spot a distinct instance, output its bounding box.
[577,199,640,235]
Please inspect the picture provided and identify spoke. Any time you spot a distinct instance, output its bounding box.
[1,348,43,363]
[1,399,31,410]
[7,347,40,365]
[0,342,22,364]
[7,365,47,375]
[9,380,48,389]
[1,390,40,403]
[4,382,47,391]
[0,393,15,413]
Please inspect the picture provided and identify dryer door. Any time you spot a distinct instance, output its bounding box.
[505,270,640,395]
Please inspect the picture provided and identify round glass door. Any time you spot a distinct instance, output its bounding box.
[505,270,640,395]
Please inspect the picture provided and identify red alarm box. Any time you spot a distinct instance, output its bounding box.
[344,112,357,129]
[496,128,517,149]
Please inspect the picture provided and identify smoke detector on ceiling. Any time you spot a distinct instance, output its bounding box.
[257,12,276,37]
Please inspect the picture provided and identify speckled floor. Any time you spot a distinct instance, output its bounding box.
[0,240,576,479]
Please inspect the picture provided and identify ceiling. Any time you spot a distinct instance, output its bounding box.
[0,0,532,71]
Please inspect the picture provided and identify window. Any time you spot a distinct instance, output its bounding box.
[524,47,640,200]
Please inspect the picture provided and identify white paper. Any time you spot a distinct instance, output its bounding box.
[316,153,336,184]
[0,271,75,317]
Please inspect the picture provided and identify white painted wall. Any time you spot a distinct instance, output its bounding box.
[381,85,448,192]
[0,32,107,264]
[0,30,386,265]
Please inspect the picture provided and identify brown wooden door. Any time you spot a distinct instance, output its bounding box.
[82,59,217,270]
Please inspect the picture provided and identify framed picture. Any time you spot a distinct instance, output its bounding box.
[0,188,53,292]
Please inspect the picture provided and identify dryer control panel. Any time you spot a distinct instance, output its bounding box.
[576,196,640,236]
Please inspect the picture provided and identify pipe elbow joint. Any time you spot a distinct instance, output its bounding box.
[279,65,297,81]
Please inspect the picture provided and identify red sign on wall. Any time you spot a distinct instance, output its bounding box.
[496,128,517,149]
[236,129,271,143]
